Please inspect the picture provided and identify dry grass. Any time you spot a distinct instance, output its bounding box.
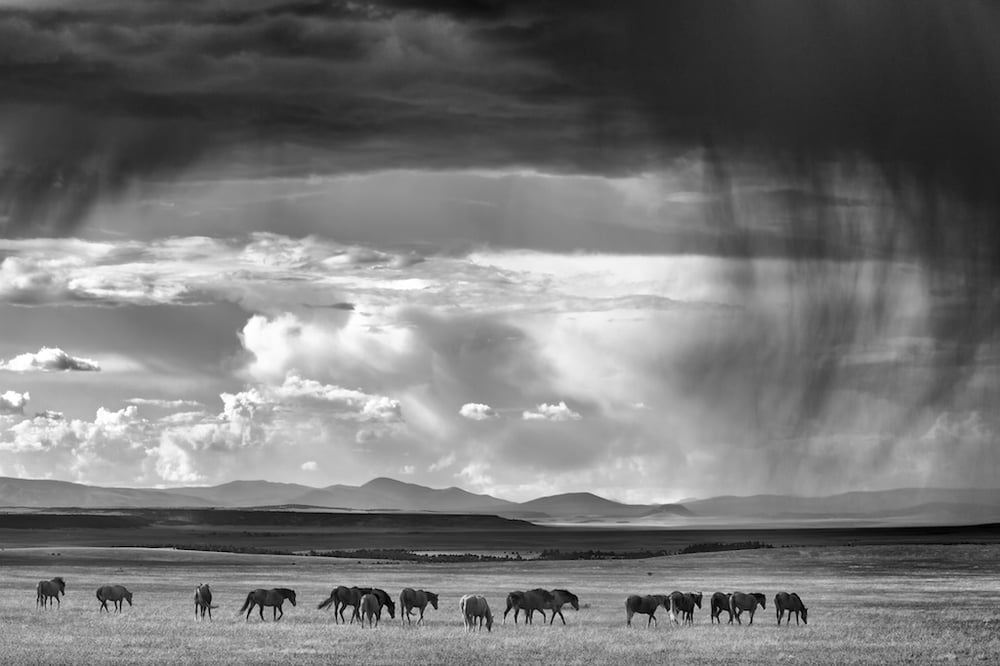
[1,544,999,664]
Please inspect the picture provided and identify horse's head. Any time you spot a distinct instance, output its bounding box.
[56,578,66,593]
[485,612,493,632]
[568,593,580,611]
[427,592,439,610]
[287,590,297,607]
[384,598,396,619]
[693,592,703,609]
[800,607,808,624]
[755,593,766,609]
[124,591,133,606]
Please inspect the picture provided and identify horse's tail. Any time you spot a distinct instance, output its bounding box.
[238,592,253,613]
[669,595,678,624]
[317,592,336,610]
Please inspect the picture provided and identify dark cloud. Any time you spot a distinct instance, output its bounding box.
[1,0,997,449]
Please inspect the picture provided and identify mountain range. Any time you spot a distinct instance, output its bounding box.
[1,476,998,526]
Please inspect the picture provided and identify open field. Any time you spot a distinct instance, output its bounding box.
[1,544,999,665]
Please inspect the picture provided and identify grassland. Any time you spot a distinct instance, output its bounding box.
[1,543,999,665]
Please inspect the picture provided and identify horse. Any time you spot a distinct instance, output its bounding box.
[625,594,670,627]
[460,594,493,632]
[399,588,438,625]
[730,592,767,625]
[36,577,65,609]
[710,592,733,624]
[359,593,384,627]
[775,592,808,625]
[503,590,524,624]
[96,585,132,613]
[318,586,394,624]
[545,589,580,625]
[194,583,217,620]
[318,586,363,624]
[503,588,553,625]
[668,591,702,624]
[239,588,296,621]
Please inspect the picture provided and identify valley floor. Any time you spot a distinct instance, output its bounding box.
[1,543,998,664]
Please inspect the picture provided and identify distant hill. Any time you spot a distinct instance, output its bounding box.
[1,476,998,526]
[0,477,213,509]
[683,488,1000,525]
[512,492,693,520]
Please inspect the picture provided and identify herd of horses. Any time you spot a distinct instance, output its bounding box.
[33,577,808,628]
[625,591,808,627]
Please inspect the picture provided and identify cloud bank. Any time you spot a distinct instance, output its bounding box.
[0,347,100,372]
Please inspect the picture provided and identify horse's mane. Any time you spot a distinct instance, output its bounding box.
[275,588,296,597]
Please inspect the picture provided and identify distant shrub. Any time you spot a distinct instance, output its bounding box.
[679,541,774,555]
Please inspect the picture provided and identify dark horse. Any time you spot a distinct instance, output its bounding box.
[730,592,766,625]
[710,592,732,624]
[317,586,394,624]
[96,585,133,613]
[399,588,439,625]
[36,577,65,609]
[194,583,217,620]
[775,592,808,625]
[625,594,670,627]
[240,588,296,621]
[669,591,702,624]
[545,589,580,625]
[504,588,554,625]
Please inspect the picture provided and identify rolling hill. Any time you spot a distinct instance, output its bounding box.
[1,476,998,526]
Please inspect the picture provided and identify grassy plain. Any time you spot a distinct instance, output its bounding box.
[1,544,999,665]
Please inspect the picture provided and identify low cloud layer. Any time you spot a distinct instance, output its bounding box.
[0,229,996,500]
[0,347,100,372]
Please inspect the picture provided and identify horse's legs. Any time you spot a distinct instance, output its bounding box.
[748,609,755,625]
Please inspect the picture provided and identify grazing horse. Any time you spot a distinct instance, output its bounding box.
[194,583,217,620]
[96,585,133,613]
[36,577,65,609]
[359,593,384,627]
[710,592,733,624]
[460,594,493,632]
[399,588,438,625]
[239,588,296,621]
[545,589,580,625]
[317,586,394,624]
[730,592,767,625]
[668,591,702,624]
[625,594,670,628]
[775,592,809,625]
[503,588,553,625]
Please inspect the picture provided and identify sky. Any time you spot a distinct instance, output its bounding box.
[1,0,998,502]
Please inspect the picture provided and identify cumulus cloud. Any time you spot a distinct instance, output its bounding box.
[0,347,100,372]
[459,403,500,421]
[301,461,318,472]
[522,401,582,422]
[0,390,29,414]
